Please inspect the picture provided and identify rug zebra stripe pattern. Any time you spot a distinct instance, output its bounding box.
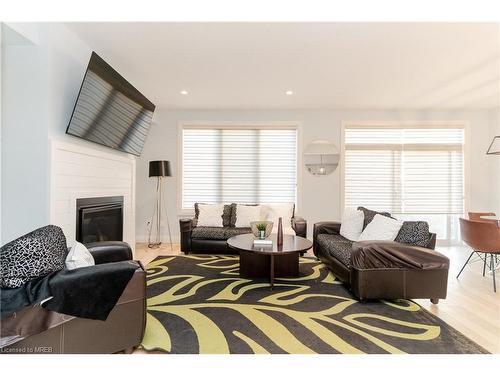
[141,255,487,354]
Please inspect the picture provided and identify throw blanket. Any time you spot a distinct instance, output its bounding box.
[1,261,138,321]
[351,240,450,270]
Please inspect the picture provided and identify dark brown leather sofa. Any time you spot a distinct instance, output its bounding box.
[1,242,146,354]
[180,216,307,254]
[313,221,449,303]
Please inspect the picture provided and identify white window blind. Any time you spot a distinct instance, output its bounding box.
[182,127,297,209]
[344,126,465,215]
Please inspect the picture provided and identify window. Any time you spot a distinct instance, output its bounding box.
[343,124,465,241]
[181,126,298,210]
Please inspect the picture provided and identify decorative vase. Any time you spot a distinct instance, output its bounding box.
[277,217,283,247]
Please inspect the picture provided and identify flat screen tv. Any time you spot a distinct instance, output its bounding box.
[66,52,155,156]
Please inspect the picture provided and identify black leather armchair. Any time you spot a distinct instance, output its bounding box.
[86,241,134,264]
[1,241,146,354]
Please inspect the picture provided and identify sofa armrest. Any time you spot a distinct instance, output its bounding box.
[292,216,307,238]
[86,241,132,264]
[179,218,195,254]
[180,218,195,231]
[313,221,341,238]
[351,240,450,271]
[312,221,341,257]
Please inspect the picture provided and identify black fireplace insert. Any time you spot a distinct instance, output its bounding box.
[76,196,124,244]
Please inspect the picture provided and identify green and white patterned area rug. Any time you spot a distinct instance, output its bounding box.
[141,255,487,354]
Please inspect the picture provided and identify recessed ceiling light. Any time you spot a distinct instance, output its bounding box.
[285,90,293,95]
[180,90,189,95]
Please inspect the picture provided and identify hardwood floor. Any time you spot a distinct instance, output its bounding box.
[416,246,500,353]
[135,242,500,354]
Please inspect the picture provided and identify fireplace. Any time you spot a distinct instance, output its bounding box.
[76,196,124,244]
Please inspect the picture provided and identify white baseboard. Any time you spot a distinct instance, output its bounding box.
[136,233,180,244]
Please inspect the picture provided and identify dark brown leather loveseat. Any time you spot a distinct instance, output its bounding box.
[1,242,146,354]
[313,214,449,303]
[180,203,307,254]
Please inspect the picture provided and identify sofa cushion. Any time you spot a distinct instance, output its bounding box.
[395,221,431,248]
[224,227,253,238]
[196,204,225,227]
[229,203,296,228]
[192,227,227,240]
[271,226,296,236]
[316,234,354,267]
[191,226,252,240]
[195,203,233,227]
[263,203,295,230]
[235,204,263,228]
[65,241,95,270]
[223,204,236,227]
[0,225,68,288]
[229,204,256,227]
[358,214,403,242]
[357,207,392,229]
[339,208,364,241]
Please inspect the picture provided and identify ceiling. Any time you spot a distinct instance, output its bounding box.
[66,22,500,110]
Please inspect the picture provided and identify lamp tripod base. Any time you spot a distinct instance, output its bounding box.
[147,176,173,252]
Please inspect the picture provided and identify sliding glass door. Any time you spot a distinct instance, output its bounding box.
[343,124,465,242]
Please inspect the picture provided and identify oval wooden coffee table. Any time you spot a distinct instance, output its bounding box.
[227,233,313,289]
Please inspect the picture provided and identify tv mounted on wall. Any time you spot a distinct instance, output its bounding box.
[66,52,155,156]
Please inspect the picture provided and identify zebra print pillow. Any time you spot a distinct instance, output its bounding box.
[0,225,68,288]
[395,221,431,248]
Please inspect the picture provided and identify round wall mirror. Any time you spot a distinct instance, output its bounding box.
[304,140,339,176]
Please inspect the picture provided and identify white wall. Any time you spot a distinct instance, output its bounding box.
[1,24,50,243]
[1,23,137,246]
[136,108,499,241]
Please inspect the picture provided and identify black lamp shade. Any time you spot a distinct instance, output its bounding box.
[149,160,172,177]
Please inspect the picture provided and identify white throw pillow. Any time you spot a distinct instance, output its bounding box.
[358,214,403,242]
[197,204,224,227]
[263,203,294,230]
[235,205,262,228]
[65,241,95,270]
[339,208,365,241]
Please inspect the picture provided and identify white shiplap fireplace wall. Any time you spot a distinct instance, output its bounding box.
[49,140,136,252]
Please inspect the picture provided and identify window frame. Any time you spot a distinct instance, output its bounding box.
[340,121,470,240]
[178,121,303,216]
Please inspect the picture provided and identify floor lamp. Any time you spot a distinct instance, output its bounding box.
[148,160,173,250]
